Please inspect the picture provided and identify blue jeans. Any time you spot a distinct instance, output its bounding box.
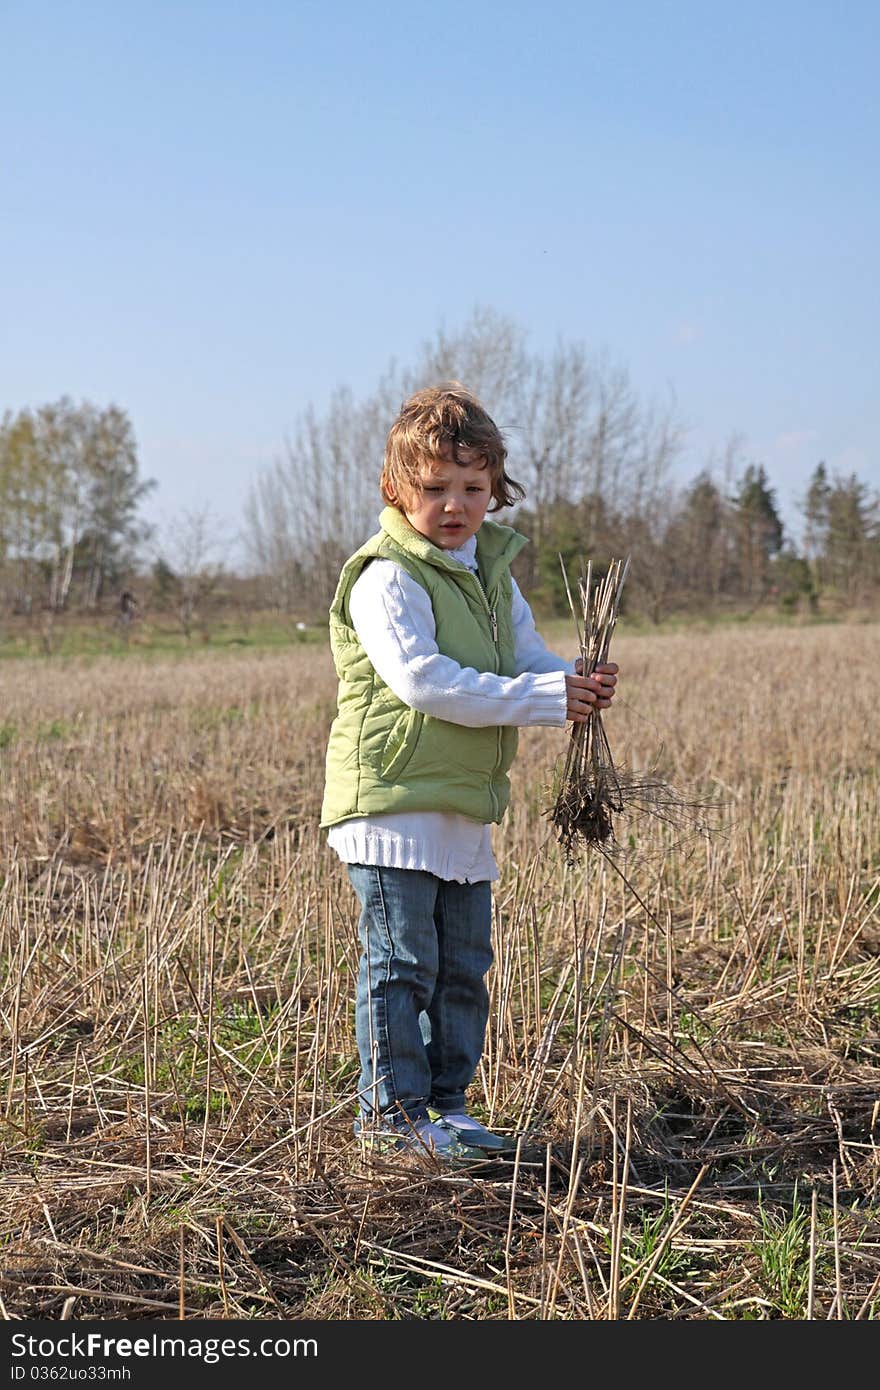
[346,864,493,1130]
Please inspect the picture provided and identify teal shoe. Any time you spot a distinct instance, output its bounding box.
[427,1109,518,1153]
[359,1117,486,1165]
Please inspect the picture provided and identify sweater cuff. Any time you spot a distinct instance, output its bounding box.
[520,671,569,727]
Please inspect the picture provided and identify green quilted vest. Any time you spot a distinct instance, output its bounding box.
[320,507,527,827]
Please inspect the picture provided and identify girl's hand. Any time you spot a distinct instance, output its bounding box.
[566,661,619,722]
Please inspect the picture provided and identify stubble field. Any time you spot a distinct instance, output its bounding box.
[1,620,878,1320]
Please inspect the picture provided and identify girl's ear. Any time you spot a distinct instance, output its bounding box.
[385,480,416,511]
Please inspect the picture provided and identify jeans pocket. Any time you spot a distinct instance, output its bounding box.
[380,708,424,781]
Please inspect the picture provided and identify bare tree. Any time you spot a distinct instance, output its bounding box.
[243,387,386,617]
[242,307,685,616]
[154,507,229,640]
[404,305,530,418]
[508,343,595,559]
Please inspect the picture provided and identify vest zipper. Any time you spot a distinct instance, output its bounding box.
[472,571,502,820]
[473,580,499,671]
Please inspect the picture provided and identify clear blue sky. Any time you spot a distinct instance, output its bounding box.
[3,0,878,558]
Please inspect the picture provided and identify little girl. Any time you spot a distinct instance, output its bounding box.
[320,383,618,1162]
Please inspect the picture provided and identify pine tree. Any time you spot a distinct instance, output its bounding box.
[730,464,784,603]
[824,473,879,606]
[802,462,831,590]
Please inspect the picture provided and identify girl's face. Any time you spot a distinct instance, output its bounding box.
[401,443,492,549]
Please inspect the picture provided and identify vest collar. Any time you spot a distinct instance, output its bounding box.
[378,506,527,588]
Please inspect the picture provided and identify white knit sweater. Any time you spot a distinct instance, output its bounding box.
[326,535,574,882]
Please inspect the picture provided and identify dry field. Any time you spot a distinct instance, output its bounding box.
[1,621,878,1320]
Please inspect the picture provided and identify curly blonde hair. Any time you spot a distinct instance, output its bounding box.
[380,382,525,512]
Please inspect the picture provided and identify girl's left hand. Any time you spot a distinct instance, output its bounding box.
[574,659,619,705]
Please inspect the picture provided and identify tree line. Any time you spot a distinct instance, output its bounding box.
[2,309,878,628]
[242,308,880,621]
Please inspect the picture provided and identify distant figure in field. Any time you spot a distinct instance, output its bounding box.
[118,591,138,629]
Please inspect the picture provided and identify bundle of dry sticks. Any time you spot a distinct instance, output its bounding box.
[547,556,630,861]
[547,554,719,864]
